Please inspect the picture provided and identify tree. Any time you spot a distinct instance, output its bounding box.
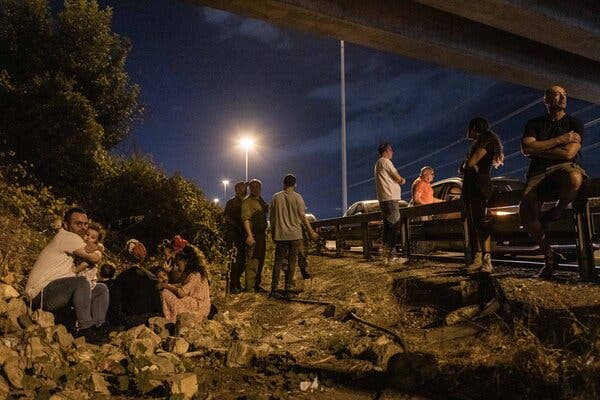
[0,0,140,200]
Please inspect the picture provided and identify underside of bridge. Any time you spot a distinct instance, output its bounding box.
[189,0,599,103]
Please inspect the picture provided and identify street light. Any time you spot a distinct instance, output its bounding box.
[222,179,229,199]
[238,137,255,181]
[213,198,219,205]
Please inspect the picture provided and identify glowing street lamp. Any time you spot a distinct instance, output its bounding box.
[238,137,255,181]
[213,198,219,205]
[222,179,229,199]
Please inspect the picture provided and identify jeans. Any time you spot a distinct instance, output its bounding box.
[31,276,109,329]
[380,200,400,249]
[271,240,300,292]
[245,232,266,290]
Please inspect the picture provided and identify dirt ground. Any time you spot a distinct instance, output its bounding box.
[200,253,600,400]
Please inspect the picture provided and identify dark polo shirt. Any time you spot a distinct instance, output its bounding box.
[523,113,584,176]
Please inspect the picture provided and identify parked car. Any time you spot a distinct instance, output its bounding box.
[408,176,596,258]
[338,199,408,250]
[305,213,317,223]
[344,199,408,217]
[408,176,524,254]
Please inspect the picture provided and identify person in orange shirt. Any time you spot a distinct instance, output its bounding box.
[411,166,442,205]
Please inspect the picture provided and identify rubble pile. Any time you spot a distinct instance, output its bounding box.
[0,279,278,399]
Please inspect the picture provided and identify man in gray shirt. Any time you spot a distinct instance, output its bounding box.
[269,174,318,298]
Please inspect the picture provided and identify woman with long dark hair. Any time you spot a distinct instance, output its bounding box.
[461,117,504,274]
[159,244,211,322]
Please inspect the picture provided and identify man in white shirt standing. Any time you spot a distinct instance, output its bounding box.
[25,207,109,342]
[374,143,407,265]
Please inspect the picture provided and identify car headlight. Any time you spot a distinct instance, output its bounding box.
[490,210,513,216]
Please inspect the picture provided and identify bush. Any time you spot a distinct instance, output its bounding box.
[90,154,225,262]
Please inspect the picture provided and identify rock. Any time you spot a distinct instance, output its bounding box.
[226,341,255,367]
[253,343,273,359]
[3,356,24,388]
[49,388,91,399]
[424,325,482,343]
[90,373,110,395]
[128,325,162,347]
[128,338,160,358]
[358,336,403,368]
[460,280,479,305]
[17,313,34,329]
[214,310,231,324]
[168,373,198,399]
[0,376,9,399]
[0,343,18,365]
[386,352,438,390]
[373,343,403,368]
[205,320,226,338]
[0,284,19,300]
[347,340,370,358]
[98,344,127,366]
[147,354,177,374]
[31,309,55,328]
[71,343,98,364]
[73,336,86,347]
[445,305,480,326]
[26,336,47,359]
[148,316,172,339]
[299,376,319,392]
[176,312,206,337]
[52,325,74,348]
[123,325,162,357]
[164,336,189,355]
[6,298,27,327]
[0,273,15,285]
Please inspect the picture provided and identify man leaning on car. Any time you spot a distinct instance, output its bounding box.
[519,85,586,279]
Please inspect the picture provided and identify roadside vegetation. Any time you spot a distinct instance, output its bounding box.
[0,0,224,258]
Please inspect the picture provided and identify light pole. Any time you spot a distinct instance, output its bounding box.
[213,198,219,205]
[222,179,229,199]
[239,137,255,181]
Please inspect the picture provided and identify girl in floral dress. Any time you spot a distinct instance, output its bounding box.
[159,244,211,322]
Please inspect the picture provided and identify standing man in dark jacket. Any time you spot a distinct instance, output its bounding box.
[520,85,586,279]
[242,179,269,292]
[223,181,247,294]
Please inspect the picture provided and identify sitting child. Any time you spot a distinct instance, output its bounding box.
[156,268,169,285]
[72,222,105,289]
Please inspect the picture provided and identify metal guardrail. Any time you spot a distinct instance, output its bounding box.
[311,178,600,282]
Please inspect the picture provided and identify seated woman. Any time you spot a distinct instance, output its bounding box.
[159,244,211,322]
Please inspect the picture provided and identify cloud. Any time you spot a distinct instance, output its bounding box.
[201,7,287,47]
[301,67,496,160]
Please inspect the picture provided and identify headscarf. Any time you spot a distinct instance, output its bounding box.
[125,239,147,263]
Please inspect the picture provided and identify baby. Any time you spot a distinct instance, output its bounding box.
[156,268,169,284]
[72,222,105,289]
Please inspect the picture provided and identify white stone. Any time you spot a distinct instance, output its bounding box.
[32,309,55,328]
[0,284,19,300]
[90,373,110,395]
[169,373,198,399]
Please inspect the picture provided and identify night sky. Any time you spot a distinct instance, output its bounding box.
[101,0,599,219]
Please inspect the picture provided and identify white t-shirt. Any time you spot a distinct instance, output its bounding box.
[374,157,401,201]
[270,190,307,241]
[25,229,85,299]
